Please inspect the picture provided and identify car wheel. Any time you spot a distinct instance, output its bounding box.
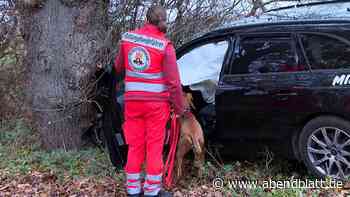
[299,116,350,180]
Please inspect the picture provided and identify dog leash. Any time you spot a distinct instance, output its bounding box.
[163,112,180,188]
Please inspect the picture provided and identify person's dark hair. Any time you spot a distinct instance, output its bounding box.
[146,5,167,33]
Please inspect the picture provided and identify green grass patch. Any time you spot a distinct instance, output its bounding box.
[0,119,122,183]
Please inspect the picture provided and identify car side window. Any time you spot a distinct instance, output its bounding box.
[177,40,229,86]
[229,36,305,75]
[299,34,350,70]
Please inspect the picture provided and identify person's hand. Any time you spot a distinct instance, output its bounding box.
[96,63,103,70]
[170,108,181,118]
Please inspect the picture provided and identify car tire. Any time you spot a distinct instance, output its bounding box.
[299,116,350,180]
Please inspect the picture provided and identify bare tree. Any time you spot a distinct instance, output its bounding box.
[18,0,110,150]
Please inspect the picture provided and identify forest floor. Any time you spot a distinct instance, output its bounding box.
[0,119,349,197]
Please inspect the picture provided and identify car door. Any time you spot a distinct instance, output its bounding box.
[176,37,232,136]
[216,33,311,141]
[297,30,350,117]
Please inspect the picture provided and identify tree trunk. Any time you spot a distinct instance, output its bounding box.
[21,0,110,150]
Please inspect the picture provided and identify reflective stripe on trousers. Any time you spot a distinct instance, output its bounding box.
[126,173,141,195]
[143,173,162,196]
[126,70,163,80]
[125,82,167,93]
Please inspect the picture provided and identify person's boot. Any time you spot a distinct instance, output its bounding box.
[144,190,173,197]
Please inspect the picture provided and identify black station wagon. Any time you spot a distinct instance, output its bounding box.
[87,1,350,181]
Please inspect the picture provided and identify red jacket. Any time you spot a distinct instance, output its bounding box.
[114,24,185,115]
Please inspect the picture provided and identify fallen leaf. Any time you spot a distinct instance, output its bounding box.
[174,190,183,197]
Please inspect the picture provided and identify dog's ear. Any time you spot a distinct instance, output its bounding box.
[187,93,196,110]
[183,92,196,110]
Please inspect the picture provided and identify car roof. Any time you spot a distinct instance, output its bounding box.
[200,1,350,37]
[177,19,350,55]
[177,1,350,54]
[206,19,350,35]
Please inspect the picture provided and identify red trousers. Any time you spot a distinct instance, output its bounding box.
[123,101,170,195]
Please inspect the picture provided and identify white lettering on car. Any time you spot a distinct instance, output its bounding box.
[333,75,347,86]
[345,75,350,85]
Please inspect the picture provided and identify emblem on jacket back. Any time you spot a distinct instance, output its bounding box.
[128,46,150,72]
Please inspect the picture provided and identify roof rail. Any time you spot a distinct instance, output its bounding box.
[266,0,350,13]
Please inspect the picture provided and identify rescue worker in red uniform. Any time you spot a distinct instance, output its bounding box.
[113,5,185,197]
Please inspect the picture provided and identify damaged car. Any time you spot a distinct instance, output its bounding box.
[177,21,350,181]
[86,1,350,180]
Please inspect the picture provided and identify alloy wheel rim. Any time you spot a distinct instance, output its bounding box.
[307,127,350,179]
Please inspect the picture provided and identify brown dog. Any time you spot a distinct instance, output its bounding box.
[174,93,205,182]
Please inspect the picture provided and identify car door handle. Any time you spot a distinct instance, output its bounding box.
[274,92,297,101]
[275,93,298,96]
[244,90,268,95]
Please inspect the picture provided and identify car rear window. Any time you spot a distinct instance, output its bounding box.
[300,33,350,70]
[229,35,304,75]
